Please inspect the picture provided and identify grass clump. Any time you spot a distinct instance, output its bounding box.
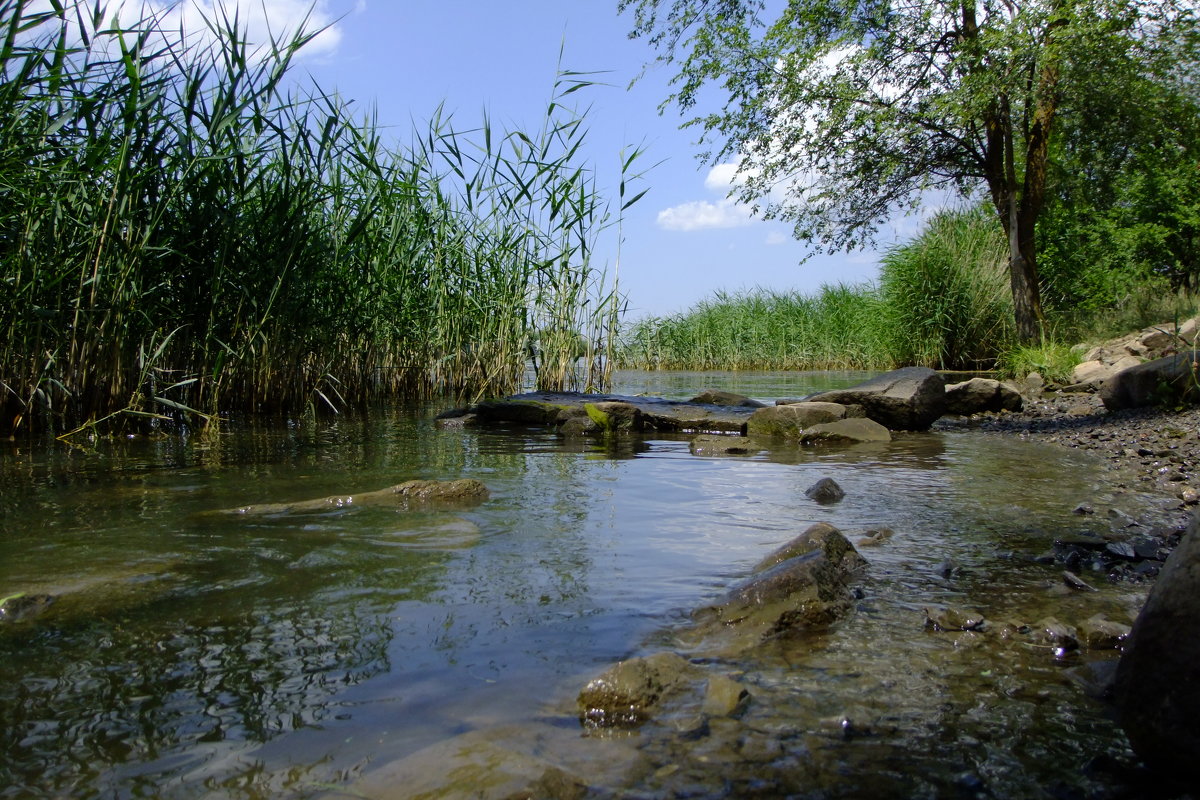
[878,207,1013,370]
[0,2,640,437]
[996,342,1082,385]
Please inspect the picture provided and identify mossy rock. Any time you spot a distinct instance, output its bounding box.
[584,401,642,432]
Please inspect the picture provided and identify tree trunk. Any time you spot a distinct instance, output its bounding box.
[1007,196,1046,342]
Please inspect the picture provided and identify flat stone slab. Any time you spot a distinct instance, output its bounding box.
[458,391,757,434]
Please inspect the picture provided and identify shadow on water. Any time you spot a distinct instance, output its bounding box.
[0,373,1174,798]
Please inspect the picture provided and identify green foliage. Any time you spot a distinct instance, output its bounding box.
[879,208,1014,369]
[1038,71,1200,313]
[996,342,1082,385]
[615,285,897,371]
[0,2,642,435]
[622,0,1200,340]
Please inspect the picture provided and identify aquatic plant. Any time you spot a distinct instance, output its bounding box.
[0,1,640,436]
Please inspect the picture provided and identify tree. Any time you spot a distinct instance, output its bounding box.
[620,0,1200,340]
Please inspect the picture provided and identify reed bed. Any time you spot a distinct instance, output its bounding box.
[1,2,636,437]
[616,284,897,371]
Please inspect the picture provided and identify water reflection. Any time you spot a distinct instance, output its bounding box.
[0,375,1172,798]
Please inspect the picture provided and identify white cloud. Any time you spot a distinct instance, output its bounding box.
[765,231,788,245]
[657,198,755,232]
[24,0,344,61]
[657,162,757,232]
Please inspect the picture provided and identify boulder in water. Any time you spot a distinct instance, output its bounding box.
[805,477,845,504]
[806,367,946,430]
[746,402,850,437]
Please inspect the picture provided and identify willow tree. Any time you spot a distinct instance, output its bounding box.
[621,0,1200,340]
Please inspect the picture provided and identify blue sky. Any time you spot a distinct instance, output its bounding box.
[108,0,926,316]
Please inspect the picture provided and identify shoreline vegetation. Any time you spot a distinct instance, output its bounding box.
[614,207,1200,380]
[4,3,1198,439]
[1,2,640,439]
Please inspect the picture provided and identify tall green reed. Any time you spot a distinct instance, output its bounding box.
[878,206,1014,369]
[0,1,640,436]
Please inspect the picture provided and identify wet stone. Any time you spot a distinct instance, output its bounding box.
[1030,617,1080,655]
[804,477,845,504]
[702,675,751,717]
[1063,571,1098,592]
[0,593,56,623]
[1078,615,1131,650]
[690,435,758,456]
[924,605,986,632]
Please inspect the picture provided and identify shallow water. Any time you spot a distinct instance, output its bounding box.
[0,371,1166,798]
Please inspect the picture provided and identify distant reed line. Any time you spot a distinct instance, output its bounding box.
[0,1,641,436]
[615,208,1015,372]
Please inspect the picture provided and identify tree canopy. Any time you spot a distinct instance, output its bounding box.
[621,0,1200,340]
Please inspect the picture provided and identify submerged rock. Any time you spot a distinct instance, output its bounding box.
[806,367,947,430]
[0,592,56,624]
[344,722,630,800]
[202,478,490,517]
[702,674,751,717]
[689,435,759,456]
[1114,513,1200,778]
[923,605,986,632]
[1077,615,1130,650]
[577,652,702,728]
[693,524,866,650]
[805,477,845,504]
[1029,617,1079,654]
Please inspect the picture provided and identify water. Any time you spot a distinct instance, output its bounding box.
[0,371,1165,798]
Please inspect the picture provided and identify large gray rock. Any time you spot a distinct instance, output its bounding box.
[1099,354,1200,410]
[1114,514,1200,778]
[746,402,849,437]
[688,390,766,408]
[943,377,1023,415]
[807,367,947,430]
